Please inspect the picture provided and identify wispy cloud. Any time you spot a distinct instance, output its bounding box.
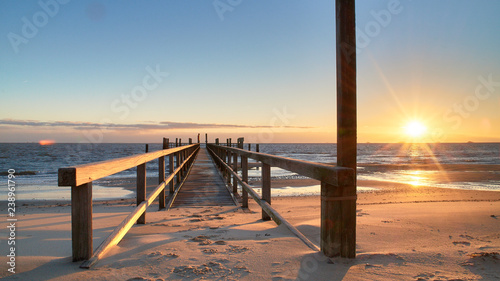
[0,119,313,130]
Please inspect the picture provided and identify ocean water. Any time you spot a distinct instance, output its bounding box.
[0,142,499,200]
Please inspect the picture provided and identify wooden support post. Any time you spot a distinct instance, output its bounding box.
[197,134,200,143]
[179,138,182,146]
[175,138,178,147]
[169,154,174,192]
[232,152,238,195]
[166,138,169,149]
[175,152,180,184]
[229,138,232,147]
[159,139,167,210]
[261,163,271,221]
[71,182,92,261]
[241,156,248,208]
[189,138,192,145]
[321,0,357,259]
[137,163,146,224]
[256,144,260,153]
[205,133,208,144]
[248,143,251,151]
[216,138,219,145]
[227,151,232,186]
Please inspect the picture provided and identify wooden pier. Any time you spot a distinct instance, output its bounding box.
[58,0,357,269]
[171,147,236,207]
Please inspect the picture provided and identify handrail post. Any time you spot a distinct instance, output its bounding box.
[159,139,167,210]
[241,155,248,208]
[227,151,232,186]
[261,163,271,221]
[169,154,174,193]
[232,152,238,195]
[137,163,146,224]
[71,182,93,261]
[175,152,180,184]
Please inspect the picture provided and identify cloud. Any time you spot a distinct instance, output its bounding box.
[0,119,313,130]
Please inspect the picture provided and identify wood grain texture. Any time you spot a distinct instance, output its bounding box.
[71,182,92,261]
[207,146,319,251]
[206,145,354,187]
[58,144,198,186]
[261,163,271,221]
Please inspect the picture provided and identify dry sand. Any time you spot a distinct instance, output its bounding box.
[1,179,499,280]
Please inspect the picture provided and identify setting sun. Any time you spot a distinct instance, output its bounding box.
[404,121,427,138]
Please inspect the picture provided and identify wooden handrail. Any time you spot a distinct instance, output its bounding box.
[207,142,356,258]
[80,145,200,268]
[207,145,320,252]
[207,144,354,187]
[58,142,200,266]
[58,144,198,187]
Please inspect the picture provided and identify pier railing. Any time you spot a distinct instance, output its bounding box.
[58,142,200,267]
[206,143,356,258]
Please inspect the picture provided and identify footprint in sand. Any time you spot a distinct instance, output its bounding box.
[226,245,250,253]
[191,235,214,245]
[453,241,471,246]
[202,249,218,254]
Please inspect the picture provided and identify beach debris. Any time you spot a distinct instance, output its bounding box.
[491,214,497,218]
[126,277,153,281]
[214,240,227,245]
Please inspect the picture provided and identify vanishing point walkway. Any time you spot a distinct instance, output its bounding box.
[171,147,236,207]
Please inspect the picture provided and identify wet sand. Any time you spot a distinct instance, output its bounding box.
[1,167,499,280]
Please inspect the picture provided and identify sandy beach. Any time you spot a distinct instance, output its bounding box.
[1,176,499,280]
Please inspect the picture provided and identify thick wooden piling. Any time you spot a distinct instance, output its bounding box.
[321,0,357,258]
[71,182,92,261]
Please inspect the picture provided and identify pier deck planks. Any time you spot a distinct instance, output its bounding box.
[172,148,235,207]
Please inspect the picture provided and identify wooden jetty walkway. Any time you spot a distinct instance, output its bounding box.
[171,147,236,207]
[58,0,357,269]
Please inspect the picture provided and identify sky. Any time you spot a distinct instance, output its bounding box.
[1,0,499,143]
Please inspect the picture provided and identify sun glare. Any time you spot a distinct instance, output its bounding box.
[404,121,427,138]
